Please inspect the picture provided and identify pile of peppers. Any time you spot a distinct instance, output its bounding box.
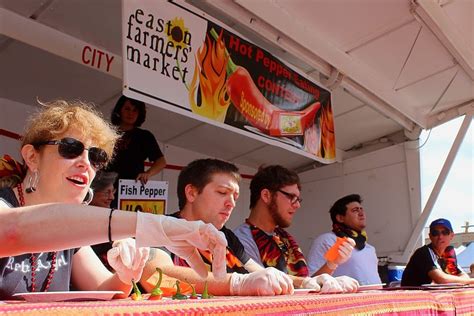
[130,268,214,300]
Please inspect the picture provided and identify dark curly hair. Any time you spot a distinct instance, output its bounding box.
[249,165,300,208]
[329,194,363,224]
[111,95,146,127]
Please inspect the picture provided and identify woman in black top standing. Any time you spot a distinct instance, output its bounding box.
[108,96,166,191]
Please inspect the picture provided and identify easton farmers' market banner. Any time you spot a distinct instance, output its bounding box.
[122,0,335,162]
[118,179,168,215]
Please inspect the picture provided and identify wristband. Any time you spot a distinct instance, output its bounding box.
[108,208,115,243]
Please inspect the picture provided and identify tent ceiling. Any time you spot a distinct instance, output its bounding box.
[0,0,472,171]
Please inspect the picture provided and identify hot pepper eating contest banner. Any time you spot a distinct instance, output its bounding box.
[122,0,335,162]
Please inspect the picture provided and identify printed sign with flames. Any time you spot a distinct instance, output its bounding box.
[122,0,335,162]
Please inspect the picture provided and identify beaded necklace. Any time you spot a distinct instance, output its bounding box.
[16,183,57,292]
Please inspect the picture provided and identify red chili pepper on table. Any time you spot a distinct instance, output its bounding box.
[210,29,320,137]
[131,279,143,301]
[148,268,163,300]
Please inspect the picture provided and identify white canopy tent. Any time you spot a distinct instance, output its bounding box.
[0,0,472,263]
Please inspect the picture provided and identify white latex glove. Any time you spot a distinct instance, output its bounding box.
[324,237,355,268]
[300,277,321,291]
[313,273,344,293]
[135,212,228,279]
[229,267,294,296]
[335,276,359,293]
[107,238,150,285]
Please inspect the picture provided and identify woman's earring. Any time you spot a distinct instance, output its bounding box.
[83,188,94,205]
[25,170,39,194]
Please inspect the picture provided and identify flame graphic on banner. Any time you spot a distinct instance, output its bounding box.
[320,105,336,159]
[189,31,230,122]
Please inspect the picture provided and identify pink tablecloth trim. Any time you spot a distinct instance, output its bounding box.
[0,289,472,316]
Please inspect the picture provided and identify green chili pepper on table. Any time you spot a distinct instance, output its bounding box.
[201,280,214,299]
[172,280,188,300]
[185,279,198,299]
[131,279,143,301]
[148,268,164,300]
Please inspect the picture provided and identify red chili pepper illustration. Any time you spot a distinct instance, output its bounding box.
[210,29,320,137]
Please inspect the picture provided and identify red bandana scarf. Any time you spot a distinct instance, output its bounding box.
[332,222,367,250]
[246,219,309,277]
[431,245,462,275]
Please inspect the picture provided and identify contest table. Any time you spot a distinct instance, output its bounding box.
[1,288,473,316]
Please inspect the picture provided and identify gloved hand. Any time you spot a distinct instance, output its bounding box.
[300,277,321,291]
[335,276,359,292]
[229,267,294,296]
[135,212,228,279]
[324,237,355,268]
[313,273,344,293]
[107,238,150,285]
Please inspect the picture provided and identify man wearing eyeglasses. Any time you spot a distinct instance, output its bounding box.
[306,194,382,285]
[401,218,474,286]
[234,165,359,292]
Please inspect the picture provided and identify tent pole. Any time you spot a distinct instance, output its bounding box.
[392,113,472,263]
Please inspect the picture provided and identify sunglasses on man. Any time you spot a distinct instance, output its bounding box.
[33,137,108,170]
[430,229,451,237]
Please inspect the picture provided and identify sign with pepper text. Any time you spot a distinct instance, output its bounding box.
[117,179,168,215]
[122,0,335,163]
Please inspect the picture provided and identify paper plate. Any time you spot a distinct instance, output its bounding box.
[12,291,123,302]
[358,283,385,291]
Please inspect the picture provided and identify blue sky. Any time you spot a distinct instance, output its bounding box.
[420,116,473,233]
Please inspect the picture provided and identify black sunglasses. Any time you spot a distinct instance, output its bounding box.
[277,189,303,204]
[34,137,108,169]
[430,229,450,237]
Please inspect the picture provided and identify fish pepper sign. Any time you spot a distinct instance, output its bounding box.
[122,0,335,162]
[118,179,168,215]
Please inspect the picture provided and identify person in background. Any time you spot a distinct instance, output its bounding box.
[469,263,474,278]
[90,171,118,208]
[401,218,474,286]
[234,165,359,293]
[107,95,166,191]
[141,158,294,296]
[0,100,228,300]
[306,194,381,285]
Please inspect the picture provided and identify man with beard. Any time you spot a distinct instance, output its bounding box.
[234,165,359,292]
[307,194,382,285]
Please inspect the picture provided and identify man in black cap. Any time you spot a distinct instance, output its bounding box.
[401,218,474,286]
